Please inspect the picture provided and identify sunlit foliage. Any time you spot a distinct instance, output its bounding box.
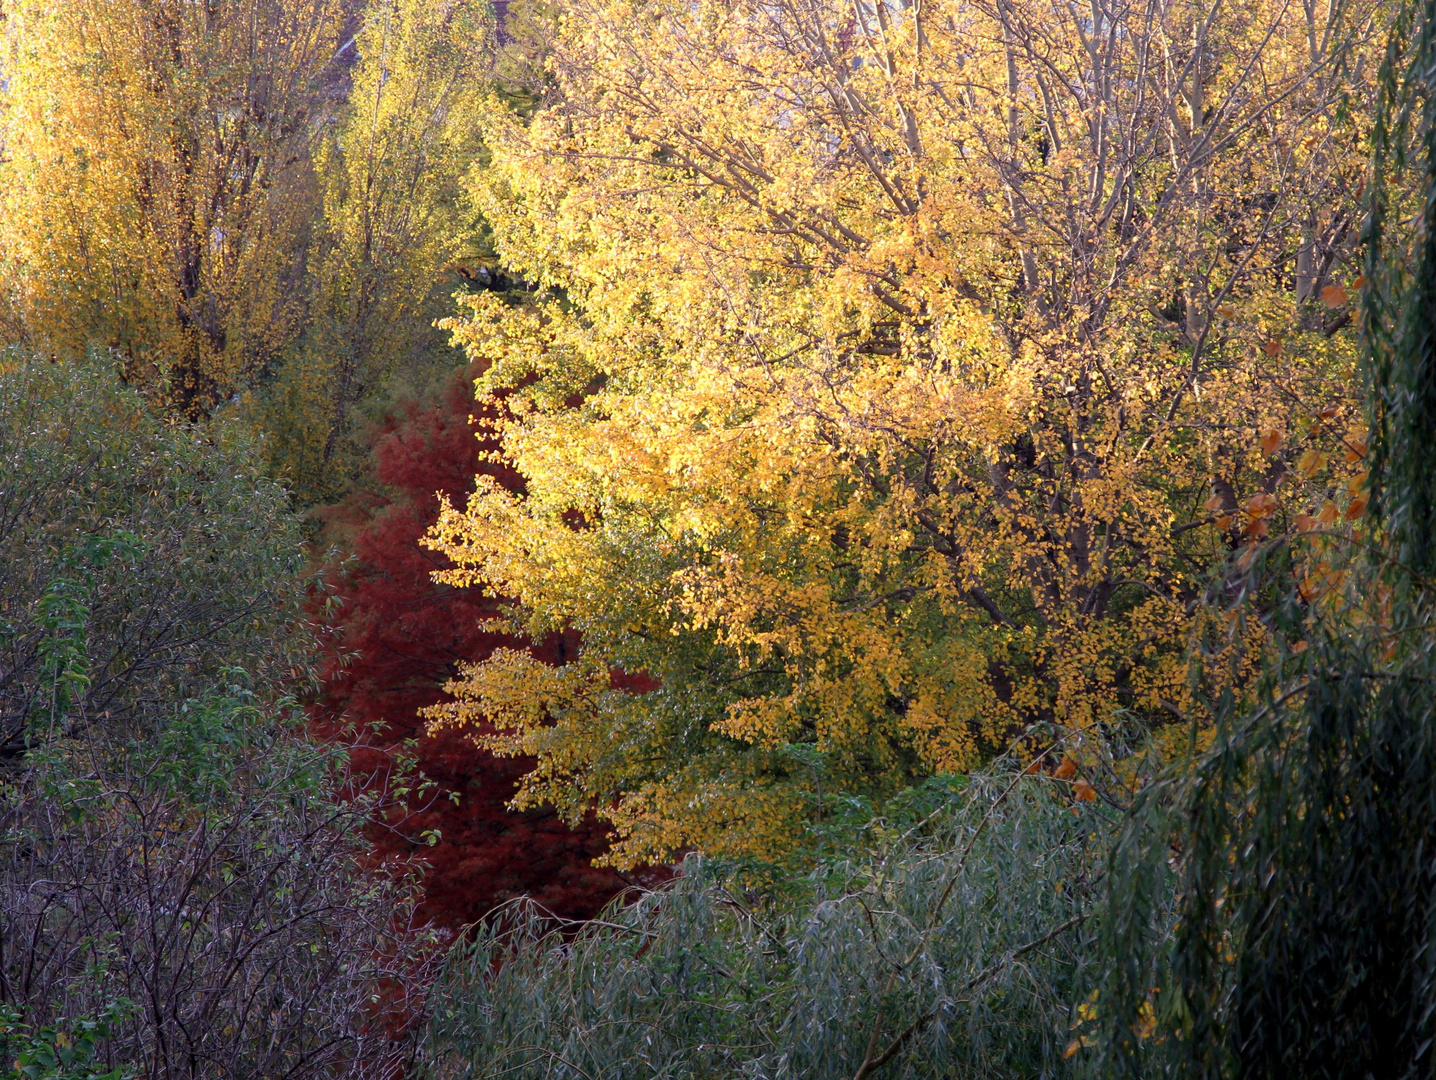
[255,0,493,500]
[0,0,344,415]
[310,366,658,924]
[1089,1,1436,1073]
[426,0,1380,864]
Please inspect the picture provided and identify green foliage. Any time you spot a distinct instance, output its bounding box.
[0,354,306,757]
[0,354,434,1079]
[419,766,1111,1080]
[1,676,433,1080]
[0,1001,133,1080]
[1365,0,1436,582]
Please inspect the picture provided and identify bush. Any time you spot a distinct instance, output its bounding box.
[0,355,306,756]
[419,768,1112,1080]
[0,356,435,1079]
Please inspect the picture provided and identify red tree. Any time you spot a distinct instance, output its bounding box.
[310,365,652,926]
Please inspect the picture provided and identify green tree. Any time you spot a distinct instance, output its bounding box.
[0,354,437,1079]
[0,355,306,756]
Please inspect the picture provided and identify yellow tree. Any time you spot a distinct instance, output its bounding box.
[256,0,492,501]
[0,0,344,415]
[426,0,1380,864]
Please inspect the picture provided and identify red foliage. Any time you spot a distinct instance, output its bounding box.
[310,365,654,926]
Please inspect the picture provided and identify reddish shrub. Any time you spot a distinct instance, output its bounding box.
[310,365,653,926]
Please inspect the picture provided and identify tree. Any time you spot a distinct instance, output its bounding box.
[0,356,307,757]
[0,0,348,416]
[312,364,659,924]
[425,0,1379,864]
[0,356,428,1080]
[1088,0,1436,1072]
[255,0,493,502]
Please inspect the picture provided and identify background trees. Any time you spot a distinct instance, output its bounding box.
[0,0,345,415]
[425,0,1379,865]
[0,0,490,494]
[255,0,493,503]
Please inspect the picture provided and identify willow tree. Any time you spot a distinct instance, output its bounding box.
[256,0,490,501]
[425,0,1381,864]
[1088,0,1436,1072]
[0,0,345,415]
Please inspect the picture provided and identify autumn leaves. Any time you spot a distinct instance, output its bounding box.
[421,0,1381,862]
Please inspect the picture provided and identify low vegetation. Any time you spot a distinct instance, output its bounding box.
[2,0,1435,1075]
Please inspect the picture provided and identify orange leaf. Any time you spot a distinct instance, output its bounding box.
[1260,429,1283,456]
[1295,513,1317,532]
[1314,405,1340,420]
[1054,757,1078,780]
[1262,339,1283,357]
[1073,779,1098,802]
[1343,437,1368,464]
[1291,639,1309,654]
[1024,758,1043,775]
[1346,492,1369,519]
[1245,517,1270,539]
[1296,449,1326,478]
[1320,284,1348,308]
[1317,500,1340,525]
[1064,1039,1085,1059]
[1215,514,1233,529]
[1353,274,1367,290]
[1203,494,1226,511]
[1246,492,1278,518]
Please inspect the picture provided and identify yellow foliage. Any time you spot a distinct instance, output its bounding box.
[252,0,492,499]
[425,0,1380,864]
[0,0,343,414]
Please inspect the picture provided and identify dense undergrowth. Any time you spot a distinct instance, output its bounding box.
[0,359,436,1079]
[422,768,1119,1080]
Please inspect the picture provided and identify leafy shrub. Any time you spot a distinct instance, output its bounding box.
[0,355,306,756]
[419,768,1113,1080]
[0,999,132,1080]
[0,356,434,1079]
